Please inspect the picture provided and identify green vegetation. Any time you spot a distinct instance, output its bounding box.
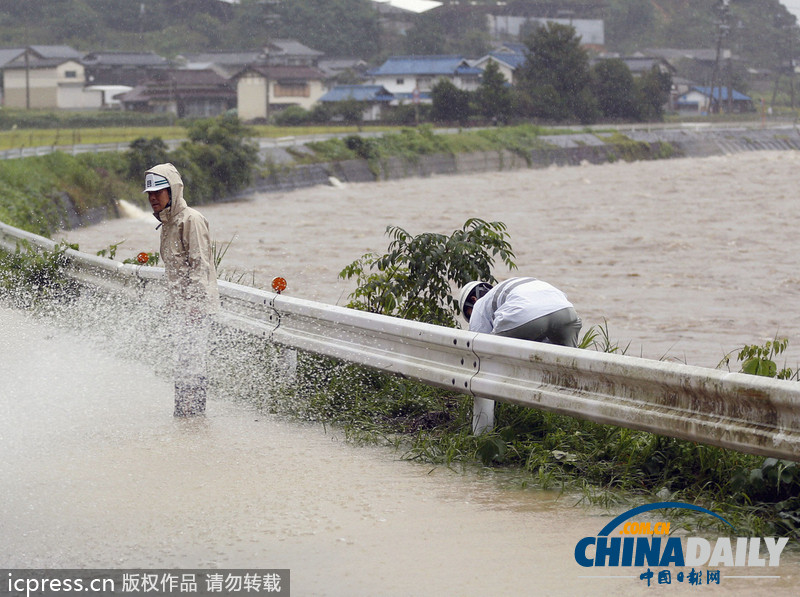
[339,219,516,326]
[0,150,132,236]
[0,109,178,132]
[0,115,260,237]
[300,124,674,176]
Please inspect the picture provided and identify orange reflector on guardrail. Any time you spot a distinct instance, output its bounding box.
[272,277,287,293]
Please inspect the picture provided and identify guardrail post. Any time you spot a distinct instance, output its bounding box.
[472,396,495,434]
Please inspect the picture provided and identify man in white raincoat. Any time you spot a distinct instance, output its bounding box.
[144,163,220,416]
[458,277,582,433]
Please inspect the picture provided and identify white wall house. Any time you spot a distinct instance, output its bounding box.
[3,57,101,109]
[234,65,327,121]
[365,56,482,104]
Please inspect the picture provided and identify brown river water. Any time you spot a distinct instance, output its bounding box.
[4,151,798,595]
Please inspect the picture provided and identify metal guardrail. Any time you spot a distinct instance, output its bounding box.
[2,220,799,460]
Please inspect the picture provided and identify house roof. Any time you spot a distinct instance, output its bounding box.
[116,68,235,103]
[178,50,264,66]
[486,52,527,70]
[591,55,676,75]
[82,52,168,67]
[317,58,369,78]
[29,45,83,60]
[319,85,394,102]
[644,48,719,64]
[264,39,323,58]
[4,57,83,69]
[0,48,24,67]
[233,65,326,82]
[3,45,84,69]
[368,55,482,76]
[492,42,527,55]
[680,86,751,102]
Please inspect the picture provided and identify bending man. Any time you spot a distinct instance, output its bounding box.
[458,277,582,432]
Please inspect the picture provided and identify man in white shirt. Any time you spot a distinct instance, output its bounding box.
[459,277,582,346]
[458,277,582,433]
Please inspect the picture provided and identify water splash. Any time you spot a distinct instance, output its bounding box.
[116,199,151,220]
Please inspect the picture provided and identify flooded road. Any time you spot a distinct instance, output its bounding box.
[3,307,799,596]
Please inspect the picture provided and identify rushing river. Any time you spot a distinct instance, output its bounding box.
[64,150,800,369]
[3,151,799,595]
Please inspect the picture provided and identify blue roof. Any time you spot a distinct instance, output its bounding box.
[367,55,482,76]
[687,86,751,101]
[488,52,527,69]
[319,85,395,103]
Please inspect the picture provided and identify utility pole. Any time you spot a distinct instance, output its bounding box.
[24,47,30,110]
[709,0,730,114]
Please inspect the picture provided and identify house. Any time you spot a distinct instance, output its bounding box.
[593,55,676,78]
[262,39,324,67]
[471,43,528,84]
[233,65,327,121]
[82,51,169,87]
[366,55,482,103]
[116,69,236,117]
[2,46,101,109]
[0,48,25,104]
[677,86,754,114]
[176,50,265,79]
[318,85,395,121]
[317,57,369,85]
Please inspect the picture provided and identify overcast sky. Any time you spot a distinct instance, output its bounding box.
[782,0,800,22]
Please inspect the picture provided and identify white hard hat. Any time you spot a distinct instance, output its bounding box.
[458,281,492,320]
[142,172,170,193]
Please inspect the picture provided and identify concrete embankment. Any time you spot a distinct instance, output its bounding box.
[248,125,800,194]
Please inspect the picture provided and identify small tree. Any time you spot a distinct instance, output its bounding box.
[169,114,259,203]
[125,137,169,181]
[517,22,594,122]
[636,66,673,121]
[477,60,513,123]
[431,79,472,124]
[591,58,639,120]
[339,218,516,326]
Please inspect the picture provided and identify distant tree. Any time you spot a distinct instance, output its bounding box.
[605,0,658,53]
[275,0,379,57]
[516,22,595,123]
[404,14,447,55]
[476,60,513,123]
[335,99,367,129]
[431,79,472,124]
[169,115,259,203]
[125,137,169,182]
[591,58,639,120]
[636,67,673,121]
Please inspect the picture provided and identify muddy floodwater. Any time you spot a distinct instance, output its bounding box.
[6,150,798,595]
